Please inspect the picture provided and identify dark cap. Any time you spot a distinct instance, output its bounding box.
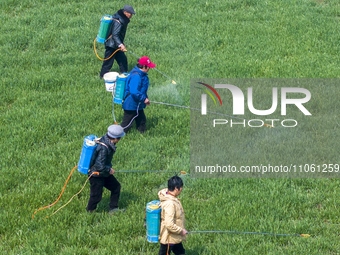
[123,5,135,15]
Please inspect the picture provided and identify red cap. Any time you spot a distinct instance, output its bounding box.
[139,56,156,68]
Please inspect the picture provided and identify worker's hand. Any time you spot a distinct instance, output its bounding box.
[120,44,127,52]
[181,229,188,236]
[109,168,115,175]
[144,98,150,105]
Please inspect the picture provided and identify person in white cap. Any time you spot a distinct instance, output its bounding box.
[87,125,125,213]
[100,5,135,78]
[120,56,156,133]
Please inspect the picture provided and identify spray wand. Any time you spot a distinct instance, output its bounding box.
[116,170,187,174]
[150,101,274,128]
[187,230,310,238]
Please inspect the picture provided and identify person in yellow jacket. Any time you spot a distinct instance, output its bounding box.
[158,176,187,255]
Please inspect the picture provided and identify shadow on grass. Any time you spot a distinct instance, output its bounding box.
[186,245,207,255]
[96,191,139,212]
[146,116,160,130]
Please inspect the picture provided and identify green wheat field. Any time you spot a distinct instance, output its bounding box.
[1,0,340,254]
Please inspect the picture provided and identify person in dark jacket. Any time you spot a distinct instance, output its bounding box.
[120,56,156,133]
[99,5,135,78]
[87,125,125,213]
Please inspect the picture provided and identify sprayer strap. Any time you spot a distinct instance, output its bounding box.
[123,92,130,102]
[105,35,112,42]
[94,138,108,148]
[112,18,121,24]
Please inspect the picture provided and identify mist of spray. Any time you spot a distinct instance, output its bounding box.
[148,82,183,105]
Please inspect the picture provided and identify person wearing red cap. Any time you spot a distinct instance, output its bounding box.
[120,56,156,133]
[99,5,135,78]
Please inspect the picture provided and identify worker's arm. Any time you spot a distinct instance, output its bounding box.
[111,20,123,48]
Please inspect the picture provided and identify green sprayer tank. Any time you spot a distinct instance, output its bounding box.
[97,15,113,43]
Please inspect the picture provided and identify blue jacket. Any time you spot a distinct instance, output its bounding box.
[122,66,149,111]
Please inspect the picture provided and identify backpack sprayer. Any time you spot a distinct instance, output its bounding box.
[105,71,141,128]
[145,201,162,243]
[32,134,186,219]
[93,15,122,61]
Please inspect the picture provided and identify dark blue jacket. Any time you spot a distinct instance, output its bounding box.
[122,66,149,111]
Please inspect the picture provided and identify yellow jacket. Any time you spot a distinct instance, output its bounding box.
[158,188,186,244]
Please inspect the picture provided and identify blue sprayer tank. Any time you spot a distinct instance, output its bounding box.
[78,135,98,174]
[146,200,161,243]
[114,73,129,104]
[97,15,113,43]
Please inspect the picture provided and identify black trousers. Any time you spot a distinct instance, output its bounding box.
[100,47,128,78]
[87,175,121,211]
[159,243,185,255]
[120,109,146,133]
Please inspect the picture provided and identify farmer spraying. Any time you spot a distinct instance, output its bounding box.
[99,5,135,78]
[87,125,125,213]
[158,176,187,255]
[120,56,156,133]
